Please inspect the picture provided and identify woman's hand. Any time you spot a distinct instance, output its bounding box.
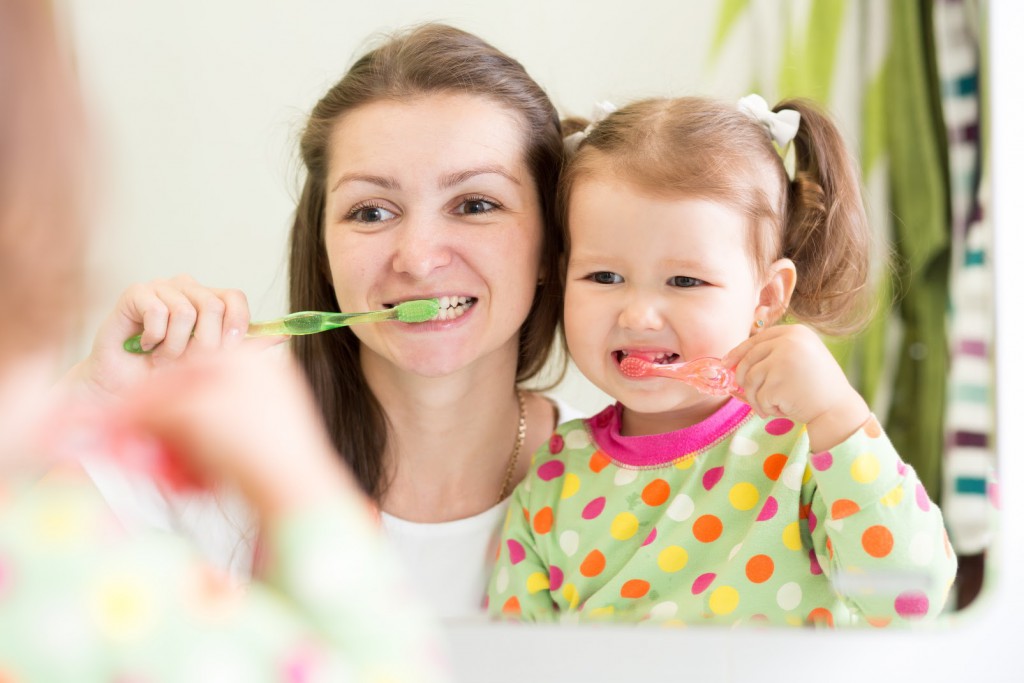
[722,324,870,452]
[67,275,277,402]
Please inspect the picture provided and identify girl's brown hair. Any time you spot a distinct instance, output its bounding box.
[559,96,875,336]
[289,23,566,500]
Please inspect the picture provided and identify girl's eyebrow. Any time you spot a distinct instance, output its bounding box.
[330,173,400,193]
[438,165,521,189]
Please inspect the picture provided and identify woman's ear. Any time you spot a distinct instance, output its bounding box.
[753,258,796,330]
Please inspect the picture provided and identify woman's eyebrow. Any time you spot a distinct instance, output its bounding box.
[330,173,399,193]
[438,165,521,189]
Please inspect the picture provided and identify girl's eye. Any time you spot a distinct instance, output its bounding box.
[669,275,704,288]
[346,204,397,224]
[588,271,624,285]
[454,196,501,215]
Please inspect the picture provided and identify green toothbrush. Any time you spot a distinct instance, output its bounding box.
[123,298,440,354]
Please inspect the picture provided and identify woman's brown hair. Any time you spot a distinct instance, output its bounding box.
[289,23,565,500]
[558,96,875,336]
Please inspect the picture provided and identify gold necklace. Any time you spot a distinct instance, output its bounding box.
[496,389,527,503]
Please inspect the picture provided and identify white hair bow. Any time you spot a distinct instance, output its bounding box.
[737,94,801,148]
[564,100,618,155]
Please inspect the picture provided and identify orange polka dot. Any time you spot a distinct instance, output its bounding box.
[745,554,774,583]
[533,506,553,535]
[580,549,606,577]
[692,514,723,543]
[522,507,529,522]
[826,537,834,559]
[589,451,612,473]
[642,479,671,506]
[862,525,894,558]
[502,596,521,614]
[863,415,882,438]
[798,503,812,520]
[831,499,860,520]
[763,453,788,481]
[807,607,834,627]
[620,579,651,599]
[867,616,892,628]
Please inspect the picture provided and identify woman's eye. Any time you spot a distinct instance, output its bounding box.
[589,271,624,285]
[347,204,396,223]
[669,275,704,288]
[454,197,500,215]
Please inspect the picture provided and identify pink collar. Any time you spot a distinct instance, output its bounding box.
[585,399,752,468]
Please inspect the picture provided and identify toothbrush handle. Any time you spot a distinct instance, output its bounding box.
[122,309,399,354]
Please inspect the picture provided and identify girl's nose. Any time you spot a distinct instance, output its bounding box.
[618,292,665,332]
[390,215,453,279]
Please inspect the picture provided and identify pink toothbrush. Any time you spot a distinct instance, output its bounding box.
[619,356,739,396]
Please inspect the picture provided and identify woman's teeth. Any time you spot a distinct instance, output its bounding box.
[435,296,475,321]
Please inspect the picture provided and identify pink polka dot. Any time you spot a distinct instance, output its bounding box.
[765,418,794,436]
[810,451,833,471]
[506,539,526,565]
[894,590,929,619]
[549,434,564,454]
[989,481,1001,510]
[896,460,908,476]
[582,496,606,520]
[808,509,817,533]
[808,549,822,575]
[915,483,931,512]
[549,565,564,592]
[642,527,657,546]
[756,496,778,521]
[537,460,565,481]
[702,466,725,491]
[692,572,716,595]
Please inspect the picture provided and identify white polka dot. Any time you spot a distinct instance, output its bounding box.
[559,529,580,556]
[825,518,844,533]
[648,601,679,620]
[728,543,743,560]
[495,566,509,593]
[564,428,591,450]
[781,463,805,491]
[776,582,802,611]
[730,435,759,456]
[523,478,532,493]
[666,494,695,522]
[614,468,639,486]
[909,530,936,566]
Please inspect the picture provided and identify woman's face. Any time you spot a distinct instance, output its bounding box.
[323,93,544,379]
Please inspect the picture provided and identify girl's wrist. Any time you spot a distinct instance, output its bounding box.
[805,392,871,453]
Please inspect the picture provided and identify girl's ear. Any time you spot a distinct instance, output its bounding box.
[753,258,797,330]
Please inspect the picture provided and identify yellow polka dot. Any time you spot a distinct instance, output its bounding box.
[782,521,803,550]
[561,473,581,499]
[851,453,880,484]
[661,619,687,628]
[610,512,640,540]
[91,574,156,641]
[657,545,689,573]
[728,482,760,511]
[674,458,695,470]
[526,572,550,594]
[786,614,803,626]
[562,582,580,610]
[588,605,615,619]
[880,485,904,507]
[802,465,813,484]
[709,586,740,615]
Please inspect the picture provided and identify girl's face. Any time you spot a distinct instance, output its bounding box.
[323,93,544,380]
[564,174,770,435]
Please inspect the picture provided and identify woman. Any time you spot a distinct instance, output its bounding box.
[0,0,447,679]
[70,23,578,618]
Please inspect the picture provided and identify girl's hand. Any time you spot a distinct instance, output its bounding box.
[721,324,870,452]
[117,348,356,519]
[66,275,281,402]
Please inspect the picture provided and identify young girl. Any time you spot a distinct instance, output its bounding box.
[487,95,957,626]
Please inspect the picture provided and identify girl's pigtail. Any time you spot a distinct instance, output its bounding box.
[779,98,876,336]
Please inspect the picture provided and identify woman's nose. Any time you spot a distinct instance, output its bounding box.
[390,215,453,279]
[617,291,664,331]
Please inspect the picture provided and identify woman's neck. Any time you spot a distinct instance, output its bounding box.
[363,351,526,523]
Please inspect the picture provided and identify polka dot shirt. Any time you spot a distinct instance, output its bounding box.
[488,399,957,626]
